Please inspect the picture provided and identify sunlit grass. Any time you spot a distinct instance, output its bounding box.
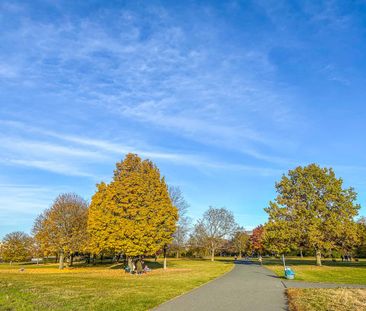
[0,258,233,311]
[264,257,366,284]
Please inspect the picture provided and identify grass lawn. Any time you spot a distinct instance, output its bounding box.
[287,288,366,311]
[264,257,366,284]
[0,258,233,311]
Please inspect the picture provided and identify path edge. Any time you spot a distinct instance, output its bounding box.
[150,262,236,311]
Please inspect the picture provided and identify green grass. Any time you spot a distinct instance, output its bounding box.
[264,257,366,284]
[287,288,366,311]
[0,258,233,311]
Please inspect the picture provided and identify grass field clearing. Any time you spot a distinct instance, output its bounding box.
[264,257,366,284]
[0,258,233,311]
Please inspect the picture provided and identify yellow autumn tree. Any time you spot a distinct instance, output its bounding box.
[33,193,89,269]
[88,153,178,268]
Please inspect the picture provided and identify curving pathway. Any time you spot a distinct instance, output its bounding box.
[154,261,287,311]
[153,260,366,311]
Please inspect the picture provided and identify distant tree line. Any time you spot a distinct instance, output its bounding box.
[1,161,366,268]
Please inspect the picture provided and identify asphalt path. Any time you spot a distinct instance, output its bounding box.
[154,261,287,311]
[154,260,366,311]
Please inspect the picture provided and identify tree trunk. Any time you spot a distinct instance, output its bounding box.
[59,251,65,269]
[55,252,59,263]
[239,250,242,259]
[300,249,303,258]
[211,248,215,262]
[69,254,74,267]
[163,246,167,270]
[316,250,322,266]
[176,250,179,258]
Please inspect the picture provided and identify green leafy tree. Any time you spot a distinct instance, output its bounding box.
[264,215,296,256]
[0,231,33,262]
[265,164,360,266]
[356,217,366,257]
[232,229,250,258]
[88,153,178,269]
[33,193,89,269]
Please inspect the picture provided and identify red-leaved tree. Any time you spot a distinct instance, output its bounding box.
[250,225,265,255]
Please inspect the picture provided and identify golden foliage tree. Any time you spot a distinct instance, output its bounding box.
[33,193,89,269]
[0,231,33,262]
[88,154,178,267]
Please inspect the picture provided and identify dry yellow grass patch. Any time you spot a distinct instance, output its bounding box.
[288,288,366,311]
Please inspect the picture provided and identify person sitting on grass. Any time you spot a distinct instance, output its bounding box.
[144,264,151,273]
[136,259,143,275]
[125,259,135,274]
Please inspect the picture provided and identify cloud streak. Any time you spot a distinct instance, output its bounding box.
[0,120,283,178]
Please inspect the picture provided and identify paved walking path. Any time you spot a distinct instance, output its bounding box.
[154,261,287,311]
[154,260,366,311]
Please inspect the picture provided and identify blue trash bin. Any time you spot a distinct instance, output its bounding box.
[284,267,295,280]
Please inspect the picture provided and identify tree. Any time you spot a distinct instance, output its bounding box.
[265,164,360,266]
[263,216,295,256]
[232,229,250,258]
[193,207,237,261]
[33,193,89,269]
[356,217,366,258]
[0,232,33,262]
[169,186,191,258]
[88,153,178,269]
[188,223,210,258]
[249,225,265,255]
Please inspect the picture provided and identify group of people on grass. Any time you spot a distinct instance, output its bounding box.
[125,258,151,274]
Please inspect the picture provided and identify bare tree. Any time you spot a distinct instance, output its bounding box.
[33,193,88,269]
[194,207,237,261]
[169,186,191,258]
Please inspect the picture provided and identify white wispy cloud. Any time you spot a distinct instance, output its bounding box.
[0,120,283,177]
[0,2,299,166]
[0,183,59,214]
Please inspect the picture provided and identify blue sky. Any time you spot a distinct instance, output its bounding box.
[1,0,366,238]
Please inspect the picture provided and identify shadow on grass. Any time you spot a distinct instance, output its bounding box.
[109,264,125,270]
[145,261,163,270]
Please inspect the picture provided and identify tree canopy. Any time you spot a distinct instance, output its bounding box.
[88,153,178,259]
[33,193,89,269]
[264,164,360,265]
[0,231,33,262]
[232,229,250,258]
[193,206,237,261]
